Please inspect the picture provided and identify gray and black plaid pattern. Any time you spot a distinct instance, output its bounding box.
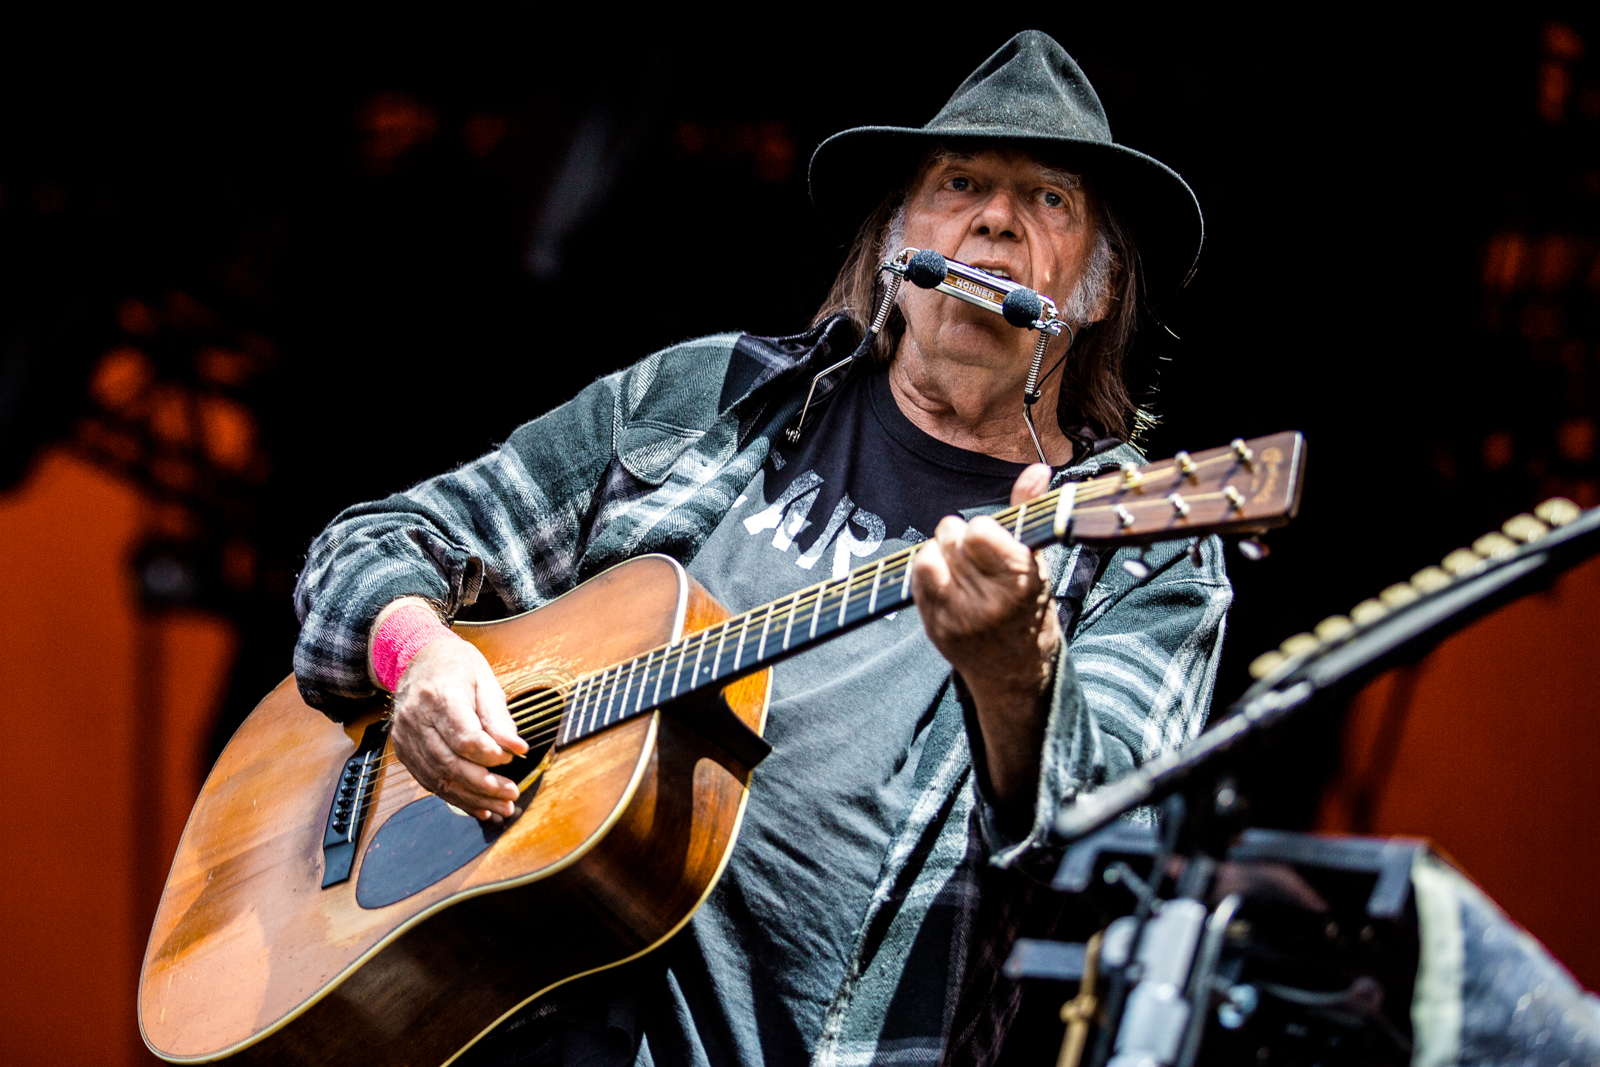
[292,323,1231,1067]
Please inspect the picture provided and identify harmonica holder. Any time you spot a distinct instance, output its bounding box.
[786,248,1073,467]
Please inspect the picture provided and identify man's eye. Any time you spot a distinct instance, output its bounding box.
[948,177,971,191]
[1042,191,1064,208]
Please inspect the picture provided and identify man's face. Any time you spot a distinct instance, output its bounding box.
[896,148,1104,373]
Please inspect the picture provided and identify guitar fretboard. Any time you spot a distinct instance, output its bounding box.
[552,483,1081,746]
[543,433,1290,749]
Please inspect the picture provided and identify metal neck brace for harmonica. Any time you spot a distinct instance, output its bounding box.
[885,248,1075,467]
[785,248,1075,467]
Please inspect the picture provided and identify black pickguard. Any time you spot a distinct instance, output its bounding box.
[354,745,547,909]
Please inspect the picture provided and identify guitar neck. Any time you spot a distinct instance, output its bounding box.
[554,431,1305,748]
[554,494,1059,747]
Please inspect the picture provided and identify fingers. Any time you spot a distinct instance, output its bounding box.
[1009,462,1053,506]
[390,636,524,820]
[960,516,1035,577]
[414,719,521,818]
[474,656,528,757]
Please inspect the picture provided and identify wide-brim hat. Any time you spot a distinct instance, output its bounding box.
[809,31,1203,299]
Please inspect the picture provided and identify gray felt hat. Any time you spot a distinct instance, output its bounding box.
[809,31,1204,297]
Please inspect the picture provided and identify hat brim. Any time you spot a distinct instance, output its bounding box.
[809,125,1204,299]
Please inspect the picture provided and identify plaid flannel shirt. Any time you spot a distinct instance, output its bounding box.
[293,319,1233,1067]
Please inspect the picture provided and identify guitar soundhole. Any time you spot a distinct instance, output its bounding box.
[354,736,553,909]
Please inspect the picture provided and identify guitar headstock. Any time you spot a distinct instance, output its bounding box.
[1065,431,1306,546]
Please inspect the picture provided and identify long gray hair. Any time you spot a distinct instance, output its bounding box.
[811,152,1149,443]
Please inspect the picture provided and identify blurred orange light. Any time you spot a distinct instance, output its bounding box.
[91,347,153,411]
[360,91,438,166]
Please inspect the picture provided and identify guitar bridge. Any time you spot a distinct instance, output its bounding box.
[321,720,388,888]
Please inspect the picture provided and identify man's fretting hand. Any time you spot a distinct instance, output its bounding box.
[910,463,1061,814]
[377,600,528,821]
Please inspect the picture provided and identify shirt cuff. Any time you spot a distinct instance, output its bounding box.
[955,641,1078,875]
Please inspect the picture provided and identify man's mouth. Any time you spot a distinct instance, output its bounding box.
[968,262,1021,284]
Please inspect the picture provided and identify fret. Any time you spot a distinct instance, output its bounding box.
[671,641,688,698]
[653,642,671,705]
[582,667,609,735]
[756,602,777,661]
[614,658,640,724]
[690,632,708,688]
[1013,500,1027,539]
[577,674,598,737]
[709,622,731,680]
[836,571,853,628]
[899,557,913,600]
[808,583,825,639]
[634,651,654,712]
[732,613,752,673]
[594,665,619,732]
[579,671,598,739]
[867,557,886,614]
[782,590,802,650]
[561,675,584,743]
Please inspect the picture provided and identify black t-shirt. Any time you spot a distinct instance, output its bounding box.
[632,364,1028,1067]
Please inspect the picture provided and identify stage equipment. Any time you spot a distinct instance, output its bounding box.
[1004,497,1597,1067]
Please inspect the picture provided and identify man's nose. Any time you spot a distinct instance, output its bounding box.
[971,188,1022,239]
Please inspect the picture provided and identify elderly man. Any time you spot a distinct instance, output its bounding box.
[294,31,1228,1067]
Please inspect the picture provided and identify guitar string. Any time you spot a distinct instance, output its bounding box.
[341,455,1242,790]
[344,472,1241,799]
[493,478,1232,735]
[492,462,1225,728]
[349,488,1246,802]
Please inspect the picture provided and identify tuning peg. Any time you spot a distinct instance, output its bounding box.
[1248,649,1287,680]
[1441,547,1484,577]
[1237,536,1269,561]
[1501,513,1549,543]
[1535,497,1580,527]
[1379,583,1419,609]
[1231,438,1255,469]
[1350,598,1388,626]
[1410,566,1452,594]
[1122,552,1151,580]
[1472,531,1519,560]
[1279,632,1319,657]
[1314,615,1354,642]
[1120,462,1145,490]
[1188,538,1204,567]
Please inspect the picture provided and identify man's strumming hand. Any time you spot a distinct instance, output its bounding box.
[374,598,528,822]
[910,463,1061,816]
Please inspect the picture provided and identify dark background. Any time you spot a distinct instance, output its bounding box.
[2,12,1595,823]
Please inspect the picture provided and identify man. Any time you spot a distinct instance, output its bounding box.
[294,32,1229,1067]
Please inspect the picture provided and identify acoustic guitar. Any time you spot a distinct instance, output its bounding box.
[138,432,1305,1067]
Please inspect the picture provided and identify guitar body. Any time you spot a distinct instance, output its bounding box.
[139,555,770,1066]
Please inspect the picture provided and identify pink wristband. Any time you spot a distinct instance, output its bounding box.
[372,603,454,692]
